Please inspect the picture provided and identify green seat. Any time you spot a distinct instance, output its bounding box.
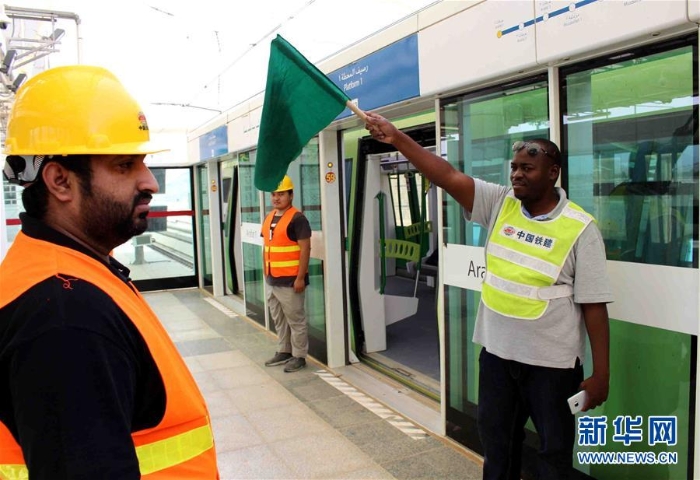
[381,239,421,263]
[401,221,432,240]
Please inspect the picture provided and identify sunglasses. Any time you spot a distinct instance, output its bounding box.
[512,141,554,160]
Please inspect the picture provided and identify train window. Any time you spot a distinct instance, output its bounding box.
[298,140,322,231]
[441,79,549,248]
[563,44,697,268]
[239,150,261,224]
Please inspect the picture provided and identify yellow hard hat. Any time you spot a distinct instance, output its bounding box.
[273,175,294,192]
[4,65,167,156]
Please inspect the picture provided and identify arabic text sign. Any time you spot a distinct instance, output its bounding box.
[328,34,419,119]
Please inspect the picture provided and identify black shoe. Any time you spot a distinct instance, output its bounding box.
[284,357,306,372]
[265,352,292,367]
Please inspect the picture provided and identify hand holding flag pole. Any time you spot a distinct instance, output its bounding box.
[254,35,367,191]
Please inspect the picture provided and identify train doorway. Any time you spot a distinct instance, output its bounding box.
[348,125,440,400]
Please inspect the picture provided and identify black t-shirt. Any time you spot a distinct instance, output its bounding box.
[0,214,166,479]
[265,211,312,287]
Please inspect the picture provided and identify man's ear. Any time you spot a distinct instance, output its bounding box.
[42,162,75,202]
[549,164,561,181]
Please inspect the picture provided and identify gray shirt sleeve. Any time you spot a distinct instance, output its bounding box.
[466,178,509,229]
[571,222,614,304]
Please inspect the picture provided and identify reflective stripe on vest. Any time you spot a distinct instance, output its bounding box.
[137,424,214,475]
[481,194,592,320]
[262,207,301,277]
[0,424,214,480]
[0,233,218,478]
[0,465,26,480]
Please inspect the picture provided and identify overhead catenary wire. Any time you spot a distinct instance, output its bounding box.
[183,0,317,109]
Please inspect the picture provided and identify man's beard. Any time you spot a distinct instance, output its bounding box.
[81,191,152,249]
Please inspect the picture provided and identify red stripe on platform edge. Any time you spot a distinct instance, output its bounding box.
[5,210,193,225]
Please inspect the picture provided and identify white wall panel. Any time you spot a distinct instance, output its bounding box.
[227,105,262,153]
[419,1,538,97]
[187,138,199,166]
[606,261,698,336]
[536,0,691,65]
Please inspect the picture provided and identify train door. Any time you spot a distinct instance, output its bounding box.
[196,164,213,293]
[219,155,244,299]
[226,142,328,362]
[347,122,440,400]
[439,76,552,474]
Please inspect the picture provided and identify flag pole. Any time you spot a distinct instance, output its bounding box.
[345,100,368,123]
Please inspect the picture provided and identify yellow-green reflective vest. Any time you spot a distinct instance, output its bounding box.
[481,193,593,320]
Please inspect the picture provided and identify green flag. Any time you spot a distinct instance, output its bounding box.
[254,34,350,191]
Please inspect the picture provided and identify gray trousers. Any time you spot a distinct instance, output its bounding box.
[267,285,308,358]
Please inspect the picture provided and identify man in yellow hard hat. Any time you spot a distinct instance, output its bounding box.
[0,66,218,478]
[261,175,311,372]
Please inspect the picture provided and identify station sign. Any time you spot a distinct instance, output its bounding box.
[328,34,420,120]
[199,125,228,161]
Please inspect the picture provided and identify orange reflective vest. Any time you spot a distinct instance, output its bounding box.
[0,232,218,479]
[262,207,301,277]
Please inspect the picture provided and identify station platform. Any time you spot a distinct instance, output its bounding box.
[144,288,484,479]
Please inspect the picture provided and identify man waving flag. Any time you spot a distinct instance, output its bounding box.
[254,34,365,191]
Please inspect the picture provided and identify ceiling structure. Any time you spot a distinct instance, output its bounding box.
[1,0,440,140]
[0,4,78,135]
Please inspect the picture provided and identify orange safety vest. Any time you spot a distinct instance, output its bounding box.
[0,232,218,480]
[262,207,301,277]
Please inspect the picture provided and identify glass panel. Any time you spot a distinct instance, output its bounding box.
[239,152,261,224]
[197,165,213,291]
[442,80,550,455]
[563,43,696,479]
[299,141,326,364]
[113,167,196,282]
[586,321,692,479]
[390,174,414,234]
[239,150,265,325]
[262,140,327,361]
[4,167,197,286]
[299,140,322,231]
[2,181,21,247]
[564,45,697,268]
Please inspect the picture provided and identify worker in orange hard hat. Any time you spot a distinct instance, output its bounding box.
[0,66,218,479]
[262,174,312,372]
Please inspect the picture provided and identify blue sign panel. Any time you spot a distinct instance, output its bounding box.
[328,34,420,120]
[199,125,228,160]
